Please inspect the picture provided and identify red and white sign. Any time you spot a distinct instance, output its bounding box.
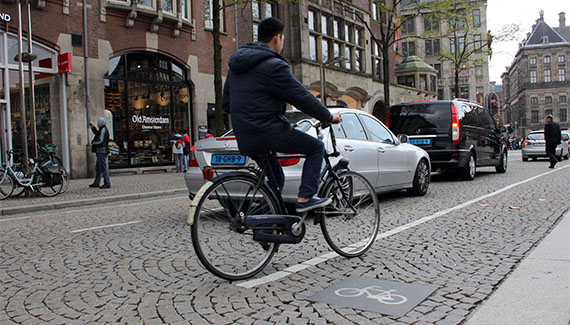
[58,53,71,74]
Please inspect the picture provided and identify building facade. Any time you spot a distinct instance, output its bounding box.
[501,11,569,137]
[0,0,434,178]
[399,0,490,103]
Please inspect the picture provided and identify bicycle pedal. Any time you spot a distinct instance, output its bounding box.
[245,215,305,244]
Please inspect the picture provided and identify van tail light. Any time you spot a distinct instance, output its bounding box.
[278,156,301,166]
[188,145,199,167]
[385,108,391,128]
[202,167,214,180]
[451,103,460,146]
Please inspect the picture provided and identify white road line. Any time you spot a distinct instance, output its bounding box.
[70,220,142,233]
[0,216,31,223]
[236,164,570,289]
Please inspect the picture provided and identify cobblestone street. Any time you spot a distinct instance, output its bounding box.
[1,152,569,324]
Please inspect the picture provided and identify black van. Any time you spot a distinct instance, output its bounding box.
[387,99,507,180]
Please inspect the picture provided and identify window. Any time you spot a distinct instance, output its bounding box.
[333,19,340,38]
[321,15,329,35]
[161,0,174,13]
[450,9,465,28]
[530,70,537,83]
[531,110,539,123]
[137,0,155,9]
[321,39,329,61]
[308,10,316,31]
[474,34,482,52]
[545,96,552,104]
[402,16,415,34]
[420,74,427,90]
[531,97,538,105]
[398,75,415,87]
[545,109,553,116]
[473,9,481,27]
[450,37,464,54]
[180,0,191,20]
[430,75,436,92]
[309,35,317,60]
[402,41,416,56]
[544,69,551,82]
[360,115,394,143]
[559,68,566,82]
[371,2,377,21]
[529,57,536,65]
[560,108,568,122]
[424,15,439,31]
[356,49,364,72]
[425,39,440,56]
[372,41,382,80]
[205,0,224,29]
[558,55,565,63]
[252,0,260,19]
[544,56,551,64]
[433,63,442,78]
[340,113,367,140]
[560,95,567,103]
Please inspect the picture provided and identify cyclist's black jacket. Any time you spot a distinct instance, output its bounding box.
[222,41,331,155]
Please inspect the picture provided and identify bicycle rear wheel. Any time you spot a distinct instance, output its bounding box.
[319,171,380,257]
[190,174,281,281]
[36,173,64,197]
[0,170,15,200]
[52,157,70,194]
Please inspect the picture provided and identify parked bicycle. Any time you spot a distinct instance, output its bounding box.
[187,120,380,280]
[10,146,69,197]
[0,150,64,199]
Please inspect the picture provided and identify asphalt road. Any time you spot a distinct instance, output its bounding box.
[1,151,569,324]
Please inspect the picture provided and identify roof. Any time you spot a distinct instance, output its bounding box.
[553,26,570,42]
[395,56,437,73]
[525,19,568,46]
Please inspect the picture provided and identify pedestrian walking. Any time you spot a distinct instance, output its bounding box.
[544,114,561,168]
[89,118,111,188]
[181,129,191,172]
[172,132,184,173]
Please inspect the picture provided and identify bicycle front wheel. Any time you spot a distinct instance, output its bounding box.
[53,157,70,194]
[319,171,380,257]
[0,170,15,200]
[190,174,281,281]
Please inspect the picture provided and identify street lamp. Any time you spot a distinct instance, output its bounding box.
[320,56,346,105]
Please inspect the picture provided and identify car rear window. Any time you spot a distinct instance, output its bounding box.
[527,133,545,140]
[389,103,451,135]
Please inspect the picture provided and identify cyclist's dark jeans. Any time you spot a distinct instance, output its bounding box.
[250,128,324,199]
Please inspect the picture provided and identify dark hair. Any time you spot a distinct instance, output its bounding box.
[258,17,284,43]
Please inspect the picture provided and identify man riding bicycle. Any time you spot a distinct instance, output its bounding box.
[222,17,341,213]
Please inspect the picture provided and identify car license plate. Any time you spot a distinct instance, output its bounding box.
[211,154,246,165]
[409,138,431,145]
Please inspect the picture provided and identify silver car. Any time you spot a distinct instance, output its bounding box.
[521,130,569,161]
[185,108,431,203]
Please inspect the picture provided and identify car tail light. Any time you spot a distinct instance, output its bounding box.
[568,140,570,145]
[385,108,391,128]
[523,141,530,146]
[216,137,236,141]
[188,145,199,167]
[451,103,460,146]
[202,167,214,180]
[278,156,301,166]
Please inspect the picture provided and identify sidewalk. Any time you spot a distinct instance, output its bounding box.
[466,209,570,324]
[0,169,189,216]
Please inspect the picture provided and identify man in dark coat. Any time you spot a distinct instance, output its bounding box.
[222,17,341,213]
[544,114,561,168]
[89,117,111,188]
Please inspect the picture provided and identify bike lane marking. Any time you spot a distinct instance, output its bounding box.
[70,220,142,233]
[236,164,570,289]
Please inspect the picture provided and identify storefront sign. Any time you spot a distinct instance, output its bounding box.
[131,115,170,130]
[0,13,11,22]
[58,53,72,74]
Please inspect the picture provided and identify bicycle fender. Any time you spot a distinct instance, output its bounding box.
[187,180,214,226]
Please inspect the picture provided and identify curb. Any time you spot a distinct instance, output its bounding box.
[0,188,189,216]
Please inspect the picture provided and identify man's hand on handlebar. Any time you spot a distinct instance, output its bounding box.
[330,113,341,124]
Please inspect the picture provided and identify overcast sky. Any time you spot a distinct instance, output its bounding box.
[487,0,570,84]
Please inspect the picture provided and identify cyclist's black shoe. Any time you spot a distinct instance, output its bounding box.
[296,197,332,213]
[88,183,99,188]
[100,184,111,189]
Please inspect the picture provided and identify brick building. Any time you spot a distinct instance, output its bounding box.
[0,0,434,177]
[501,11,569,137]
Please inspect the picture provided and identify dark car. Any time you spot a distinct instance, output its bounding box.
[387,99,508,180]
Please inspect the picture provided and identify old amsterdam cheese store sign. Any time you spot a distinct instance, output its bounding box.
[131,115,170,130]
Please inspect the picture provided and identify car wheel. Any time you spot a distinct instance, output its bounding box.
[496,151,507,173]
[459,152,476,181]
[407,159,430,196]
[532,157,537,161]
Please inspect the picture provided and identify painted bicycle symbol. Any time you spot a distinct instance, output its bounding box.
[334,286,408,305]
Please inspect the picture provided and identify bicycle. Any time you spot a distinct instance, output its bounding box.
[10,146,69,197]
[0,150,64,199]
[187,120,380,280]
[335,286,408,305]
